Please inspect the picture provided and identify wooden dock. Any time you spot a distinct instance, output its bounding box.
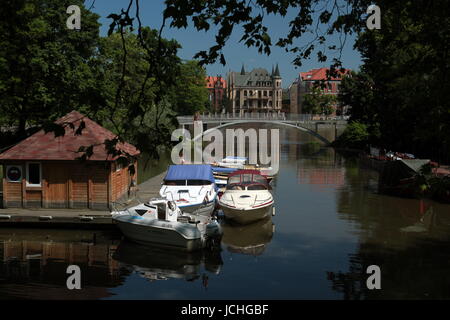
[0,171,167,227]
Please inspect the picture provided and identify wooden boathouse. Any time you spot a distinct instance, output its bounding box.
[0,111,139,210]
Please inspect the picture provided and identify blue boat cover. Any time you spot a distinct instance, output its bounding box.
[212,166,238,174]
[165,164,215,183]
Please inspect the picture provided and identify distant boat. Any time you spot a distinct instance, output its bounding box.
[219,169,274,224]
[160,164,218,217]
[379,159,430,198]
[112,198,222,252]
[211,156,274,182]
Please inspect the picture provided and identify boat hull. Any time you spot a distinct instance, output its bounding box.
[113,216,203,252]
[221,203,273,224]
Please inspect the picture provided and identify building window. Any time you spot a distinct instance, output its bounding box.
[264,91,267,97]
[244,90,247,96]
[269,91,272,96]
[26,162,41,187]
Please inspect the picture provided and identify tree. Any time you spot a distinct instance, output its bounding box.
[345,0,450,162]
[302,86,336,115]
[0,0,101,138]
[333,121,369,150]
[170,60,209,115]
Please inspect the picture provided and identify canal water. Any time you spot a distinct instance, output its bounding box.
[1,126,450,299]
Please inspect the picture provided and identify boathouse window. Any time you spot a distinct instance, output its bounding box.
[6,165,22,182]
[26,162,41,187]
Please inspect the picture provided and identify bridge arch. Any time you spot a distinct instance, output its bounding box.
[190,120,332,145]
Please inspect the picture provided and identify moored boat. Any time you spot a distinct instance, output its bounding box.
[112,198,222,252]
[212,157,275,183]
[219,169,274,224]
[160,164,218,217]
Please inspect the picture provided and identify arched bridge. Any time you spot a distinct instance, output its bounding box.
[177,113,348,145]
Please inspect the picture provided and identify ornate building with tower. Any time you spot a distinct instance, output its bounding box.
[206,76,227,113]
[226,64,282,114]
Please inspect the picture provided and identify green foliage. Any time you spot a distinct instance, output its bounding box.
[302,85,336,115]
[345,0,450,162]
[170,60,209,115]
[0,0,101,136]
[164,0,373,67]
[333,121,369,150]
[0,1,208,162]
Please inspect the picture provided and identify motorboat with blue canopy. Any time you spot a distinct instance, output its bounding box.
[160,164,218,216]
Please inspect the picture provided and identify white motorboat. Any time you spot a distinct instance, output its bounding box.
[112,198,222,252]
[160,164,218,217]
[219,170,274,224]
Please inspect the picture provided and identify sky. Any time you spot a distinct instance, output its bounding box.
[88,0,362,88]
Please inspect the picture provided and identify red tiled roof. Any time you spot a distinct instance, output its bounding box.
[300,68,351,81]
[206,76,227,88]
[0,111,140,161]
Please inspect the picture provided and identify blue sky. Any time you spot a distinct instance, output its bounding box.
[88,0,362,88]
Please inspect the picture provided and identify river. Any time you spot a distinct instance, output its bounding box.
[1,126,450,299]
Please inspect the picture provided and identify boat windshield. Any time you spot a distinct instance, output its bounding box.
[226,173,269,191]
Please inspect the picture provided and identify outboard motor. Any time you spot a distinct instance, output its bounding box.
[205,217,223,250]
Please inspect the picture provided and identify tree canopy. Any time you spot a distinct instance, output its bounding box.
[338,0,450,162]
[302,85,336,115]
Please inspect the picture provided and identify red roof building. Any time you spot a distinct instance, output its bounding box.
[290,67,351,115]
[0,111,139,210]
[206,76,227,112]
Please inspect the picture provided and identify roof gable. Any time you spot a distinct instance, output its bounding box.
[0,111,140,161]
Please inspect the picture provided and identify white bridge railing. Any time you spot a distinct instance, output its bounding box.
[177,112,349,124]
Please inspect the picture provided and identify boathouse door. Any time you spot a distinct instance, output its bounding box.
[46,164,68,208]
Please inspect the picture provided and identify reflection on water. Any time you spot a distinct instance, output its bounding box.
[113,241,223,283]
[0,229,123,299]
[1,126,450,299]
[221,217,275,256]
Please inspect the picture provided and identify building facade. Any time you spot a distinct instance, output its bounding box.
[206,76,227,113]
[290,67,351,114]
[226,65,282,114]
[288,79,299,114]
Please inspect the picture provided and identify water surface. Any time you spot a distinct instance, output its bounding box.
[1,127,450,299]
